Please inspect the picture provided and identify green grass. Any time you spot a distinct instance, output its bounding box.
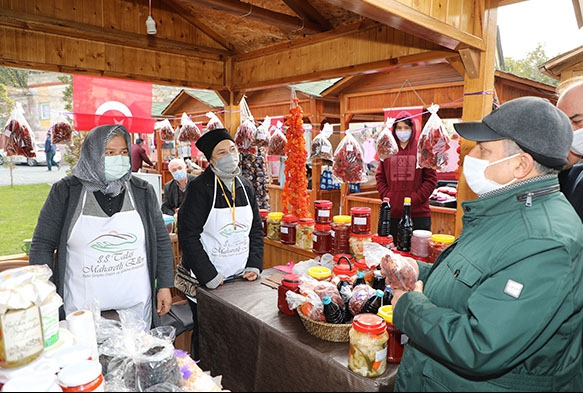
[0,184,51,256]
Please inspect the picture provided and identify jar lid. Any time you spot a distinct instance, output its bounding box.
[333,253,354,262]
[282,214,298,223]
[350,232,372,238]
[377,305,393,324]
[298,217,315,225]
[352,313,386,334]
[314,223,331,231]
[314,200,333,208]
[412,230,432,238]
[259,208,270,218]
[430,234,455,244]
[354,258,376,270]
[332,262,356,277]
[332,215,352,224]
[281,273,301,287]
[267,212,284,220]
[350,206,371,214]
[58,359,102,387]
[372,234,393,244]
[307,266,331,280]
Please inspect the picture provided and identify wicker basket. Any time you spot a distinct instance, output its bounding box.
[297,307,351,342]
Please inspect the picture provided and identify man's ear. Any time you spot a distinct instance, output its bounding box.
[514,153,534,179]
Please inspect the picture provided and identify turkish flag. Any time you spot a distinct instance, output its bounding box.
[73,75,155,133]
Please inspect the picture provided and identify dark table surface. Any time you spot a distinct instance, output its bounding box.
[197,268,398,392]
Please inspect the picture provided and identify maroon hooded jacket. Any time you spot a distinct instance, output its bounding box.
[375,110,437,220]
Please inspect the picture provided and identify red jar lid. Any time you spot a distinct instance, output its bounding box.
[281,273,301,287]
[282,214,298,223]
[350,206,371,215]
[259,209,270,218]
[333,263,356,277]
[314,200,333,208]
[352,313,386,334]
[298,217,315,225]
[372,234,393,244]
[354,258,376,270]
[314,224,331,231]
[334,253,353,262]
[350,232,372,238]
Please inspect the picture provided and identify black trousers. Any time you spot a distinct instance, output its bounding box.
[187,297,200,362]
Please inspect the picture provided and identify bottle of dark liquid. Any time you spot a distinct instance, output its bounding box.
[372,270,386,291]
[383,285,393,306]
[322,295,345,324]
[353,271,366,288]
[397,197,413,251]
[360,289,384,314]
[377,197,391,237]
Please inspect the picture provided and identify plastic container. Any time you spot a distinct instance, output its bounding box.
[331,215,352,255]
[259,208,270,237]
[428,234,456,263]
[371,234,394,250]
[348,313,388,377]
[350,207,372,234]
[377,305,406,363]
[278,274,301,316]
[266,212,284,241]
[307,266,332,282]
[312,224,332,254]
[58,359,104,392]
[296,218,315,251]
[314,200,333,225]
[411,229,432,258]
[349,232,372,260]
[332,254,357,280]
[280,214,298,245]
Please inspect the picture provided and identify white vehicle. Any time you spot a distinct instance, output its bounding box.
[0,142,62,166]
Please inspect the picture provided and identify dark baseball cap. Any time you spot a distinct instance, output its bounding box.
[453,96,572,169]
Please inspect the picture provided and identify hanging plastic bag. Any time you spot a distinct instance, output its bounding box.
[177,112,202,142]
[155,118,175,141]
[332,131,368,183]
[375,118,398,160]
[417,104,451,171]
[205,111,224,131]
[3,103,36,158]
[50,113,74,144]
[268,120,286,156]
[310,122,334,162]
[254,115,270,148]
[234,96,257,154]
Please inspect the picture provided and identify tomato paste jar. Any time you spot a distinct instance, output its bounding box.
[428,234,456,263]
[278,274,301,316]
[280,214,298,245]
[377,305,407,363]
[314,200,333,225]
[331,215,351,255]
[312,224,332,254]
[350,207,372,234]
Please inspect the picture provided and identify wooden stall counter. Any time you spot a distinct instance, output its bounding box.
[263,237,317,269]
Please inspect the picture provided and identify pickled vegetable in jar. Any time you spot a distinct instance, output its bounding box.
[266,212,284,241]
[296,218,315,250]
[280,214,298,245]
[348,313,388,377]
[331,215,352,255]
[349,232,372,260]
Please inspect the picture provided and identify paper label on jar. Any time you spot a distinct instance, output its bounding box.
[353,217,367,225]
[318,210,330,217]
[281,227,289,234]
[1,306,44,364]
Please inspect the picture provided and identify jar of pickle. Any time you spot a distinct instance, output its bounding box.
[411,230,432,258]
[331,215,352,255]
[266,212,284,241]
[348,313,388,377]
[353,257,376,286]
[259,209,270,237]
[371,234,394,249]
[307,266,332,282]
[350,207,372,234]
[280,214,298,245]
[314,200,333,225]
[312,224,332,254]
[296,218,315,251]
[428,234,456,263]
[349,232,372,260]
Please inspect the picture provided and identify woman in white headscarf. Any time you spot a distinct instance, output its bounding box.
[30,124,174,328]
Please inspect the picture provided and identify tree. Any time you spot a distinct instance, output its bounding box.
[0,83,14,128]
[0,67,28,88]
[504,43,558,86]
[57,74,84,174]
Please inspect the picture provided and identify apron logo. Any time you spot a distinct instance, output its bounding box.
[218,222,248,237]
[89,231,137,253]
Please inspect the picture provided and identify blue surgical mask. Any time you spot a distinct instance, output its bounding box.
[172,169,187,181]
[395,130,412,143]
[104,155,130,181]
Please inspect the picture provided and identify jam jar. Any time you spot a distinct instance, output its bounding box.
[280,214,298,245]
[266,212,284,241]
[331,215,352,255]
[348,313,388,377]
[278,274,301,315]
[428,234,456,263]
[296,218,315,251]
[314,200,333,225]
[350,207,372,234]
[312,224,332,254]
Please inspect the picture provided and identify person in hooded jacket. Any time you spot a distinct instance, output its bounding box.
[29,124,174,328]
[375,111,438,240]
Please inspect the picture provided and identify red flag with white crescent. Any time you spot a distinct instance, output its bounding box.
[73,75,155,133]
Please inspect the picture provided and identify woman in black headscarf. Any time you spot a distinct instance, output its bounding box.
[30,124,174,328]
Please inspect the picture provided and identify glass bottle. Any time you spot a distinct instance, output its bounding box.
[382,285,393,306]
[360,289,384,314]
[353,271,366,288]
[372,270,386,291]
[397,197,413,252]
[377,197,391,237]
[322,295,345,324]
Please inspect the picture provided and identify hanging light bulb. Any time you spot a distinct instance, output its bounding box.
[146,0,157,35]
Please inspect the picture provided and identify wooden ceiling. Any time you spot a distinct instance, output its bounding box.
[0,0,531,104]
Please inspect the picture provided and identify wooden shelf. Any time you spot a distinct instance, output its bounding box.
[263,237,317,268]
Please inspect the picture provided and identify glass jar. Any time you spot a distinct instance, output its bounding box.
[349,232,372,260]
[350,207,372,234]
[348,313,388,377]
[296,218,315,251]
[280,214,298,245]
[331,215,352,255]
[307,266,331,282]
[314,200,333,225]
[428,234,456,263]
[58,359,105,392]
[371,234,394,250]
[353,257,376,287]
[312,224,332,254]
[377,305,406,363]
[266,212,284,241]
[278,274,301,316]
[411,230,432,258]
[259,208,270,237]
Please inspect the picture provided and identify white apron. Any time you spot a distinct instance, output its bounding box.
[200,176,253,279]
[64,188,152,324]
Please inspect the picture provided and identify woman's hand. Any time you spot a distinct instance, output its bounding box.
[157,287,172,316]
[243,271,258,281]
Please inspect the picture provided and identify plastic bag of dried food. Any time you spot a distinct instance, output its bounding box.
[311,122,334,162]
[375,118,398,160]
[206,111,224,131]
[379,251,419,291]
[254,115,270,148]
[235,97,257,154]
[332,131,367,183]
[178,112,202,142]
[348,284,377,316]
[268,122,287,156]
[155,119,175,141]
[417,104,451,171]
[50,113,74,144]
[3,103,36,158]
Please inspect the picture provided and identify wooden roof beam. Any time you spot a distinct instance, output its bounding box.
[282,0,333,30]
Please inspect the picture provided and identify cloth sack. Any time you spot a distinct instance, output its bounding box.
[174,262,199,298]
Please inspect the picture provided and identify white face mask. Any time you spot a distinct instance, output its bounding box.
[104,155,130,181]
[571,127,583,156]
[396,130,412,143]
[463,153,520,195]
[214,152,239,174]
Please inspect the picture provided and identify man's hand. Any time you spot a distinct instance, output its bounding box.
[157,287,172,316]
[243,271,258,281]
[391,280,424,309]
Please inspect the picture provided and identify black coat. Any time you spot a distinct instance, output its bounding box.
[161,174,196,216]
[559,163,583,222]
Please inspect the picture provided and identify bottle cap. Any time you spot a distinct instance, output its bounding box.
[314,200,333,208]
[404,197,411,204]
[332,215,352,224]
[430,234,455,244]
[322,295,332,305]
[412,230,432,238]
[267,212,284,220]
[377,305,394,323]
[282,214,298,223]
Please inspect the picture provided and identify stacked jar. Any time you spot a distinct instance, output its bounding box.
[428,234,456,263]
[312,223,332,254]
[296,218,315,251]
[349,207,372,260]
[314,200,333,225]
[331,215,352,255]
[266,212,284,241]
[280,214,298,245]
